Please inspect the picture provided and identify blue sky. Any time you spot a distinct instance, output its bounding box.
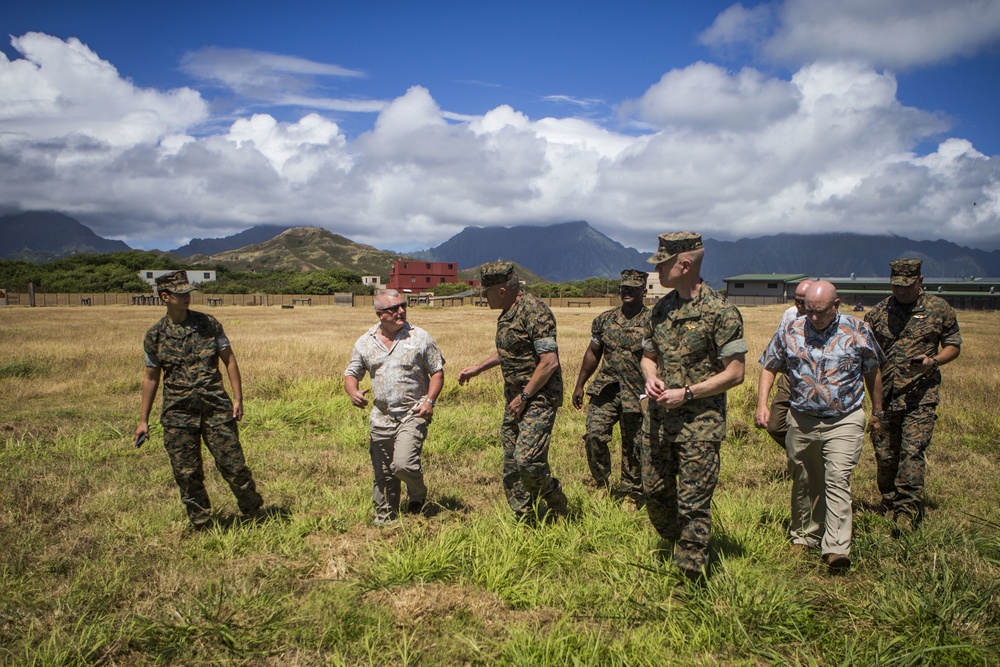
[2,0,999,252]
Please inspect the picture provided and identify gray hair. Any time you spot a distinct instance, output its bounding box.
[374,289,402,310]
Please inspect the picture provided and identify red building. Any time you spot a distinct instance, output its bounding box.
[387,260,475,293]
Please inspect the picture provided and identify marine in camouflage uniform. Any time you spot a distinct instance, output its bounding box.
[864,258,962,530]
[135,271,263,528]
[458,261,569,521]
[641,233,747,578]
[572,269,650,502]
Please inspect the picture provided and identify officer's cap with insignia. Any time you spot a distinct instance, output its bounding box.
[889,258,922,286]
[647,231,703,265]
[620,269,648,288]
[481,261,518,289]
[155,270,197,294]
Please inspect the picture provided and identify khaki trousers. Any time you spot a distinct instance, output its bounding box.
[786,408,866,557]
[369,416,429,522]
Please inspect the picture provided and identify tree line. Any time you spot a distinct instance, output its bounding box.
[0,252,371,295]
[0,252,626,298]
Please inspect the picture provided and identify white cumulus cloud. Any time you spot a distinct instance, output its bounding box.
[0,31,997,253]
[621,61,800,131]
[702,0,1000,69]
[0,32,207,146]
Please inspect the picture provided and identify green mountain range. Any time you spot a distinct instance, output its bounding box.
[4,211,1000,288]
[193,226,413,276]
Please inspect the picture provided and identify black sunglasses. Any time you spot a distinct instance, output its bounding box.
[377,302,407,314]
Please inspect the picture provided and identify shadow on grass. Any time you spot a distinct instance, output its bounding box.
[427,494,470,516]
[200,505,293,532]
[646,529,746,579]
[709,530,747,562]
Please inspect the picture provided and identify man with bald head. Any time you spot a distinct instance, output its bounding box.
[759,279,814,449]
[757,281,884,571]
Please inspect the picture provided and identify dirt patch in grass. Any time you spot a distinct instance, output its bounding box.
[366,581,561,629]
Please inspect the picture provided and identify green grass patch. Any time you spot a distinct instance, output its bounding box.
[0,358,51,379]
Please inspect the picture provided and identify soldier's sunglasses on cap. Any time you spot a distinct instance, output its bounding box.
[377,302,407,314]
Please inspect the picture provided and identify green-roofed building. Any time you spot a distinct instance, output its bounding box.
[792,276,1000,311]
[724,273,1000,311]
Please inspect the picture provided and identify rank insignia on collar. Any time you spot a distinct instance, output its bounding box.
[686,322,697,329]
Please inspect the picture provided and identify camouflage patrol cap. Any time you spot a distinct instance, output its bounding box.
[890,258,922,286]
[620,269,648,288]
[155,270,196,294]
[481,261,517,289]
[647,231,703,265]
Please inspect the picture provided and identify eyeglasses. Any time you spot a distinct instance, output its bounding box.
[804,302,835,316]
[377,302,407,314]
[794,298,805,306]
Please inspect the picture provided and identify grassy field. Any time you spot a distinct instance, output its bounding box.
[1,303,998,666]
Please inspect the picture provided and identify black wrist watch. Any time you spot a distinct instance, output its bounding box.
[684,386,695,402]
[520,391,531,402]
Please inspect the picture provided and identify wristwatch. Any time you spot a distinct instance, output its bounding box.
[683,386,695,402]
[421,397,435,406]
[520,391,531,402]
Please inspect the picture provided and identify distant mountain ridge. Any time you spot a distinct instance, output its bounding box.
[4,211,1000,287]
[458,261,549,285]
[0,211,131,260]
[700,234,1000,288]
[417,220,647,282]
[171,225,295,257]
[419,221,1000,286]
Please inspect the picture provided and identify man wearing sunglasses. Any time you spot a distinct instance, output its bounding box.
[345,289,445,526]
[757,281,884,572]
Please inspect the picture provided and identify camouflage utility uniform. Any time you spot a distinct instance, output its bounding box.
[642,285,747,575]
[497,293,567,518]
[144,310,262,525]
[584,305,650,498]
[865,292,961,524]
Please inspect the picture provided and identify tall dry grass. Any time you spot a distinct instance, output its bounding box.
[1,302,998,665]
